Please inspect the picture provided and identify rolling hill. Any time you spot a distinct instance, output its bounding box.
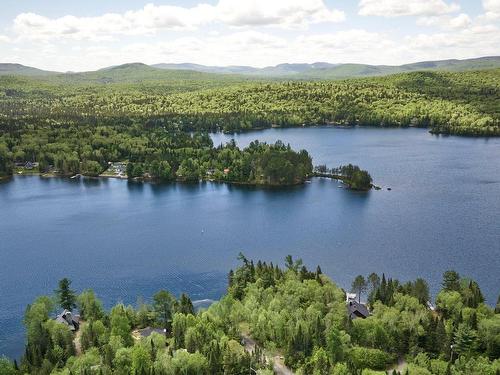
[1,57,499,82]
[152,56,500,79]
[0,63,57,76]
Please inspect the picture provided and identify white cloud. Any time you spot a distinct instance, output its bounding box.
[12,0,344,41]
[405,24,500,60]
[359,0,460,17]
[297,30,395,53]
[121,31,288,67]
[482,0,500,19]
[417,13,471,29]
[216,0,344,28]
[13,4,214,41]
[3,1,498,72]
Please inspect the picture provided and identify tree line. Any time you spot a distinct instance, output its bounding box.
[0,69,498,136]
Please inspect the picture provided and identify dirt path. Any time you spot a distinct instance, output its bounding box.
[241,334,294,375]
[73,322,84,356]
[387,357,407,374]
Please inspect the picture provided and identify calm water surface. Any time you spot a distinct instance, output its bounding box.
[1,127,499,358]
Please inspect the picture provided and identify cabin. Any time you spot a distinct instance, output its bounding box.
[55,310,80,331]
[346,294,370,319]
[15,161,39,169]
[24,162,38,170]
[136,327,166,338]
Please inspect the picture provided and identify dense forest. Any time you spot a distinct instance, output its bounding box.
[0,122,313,185]
[0,67,498,181]
[1,256,499,375]
[0,67,498,137]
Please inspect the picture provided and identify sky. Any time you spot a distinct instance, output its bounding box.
[0,0,499,72]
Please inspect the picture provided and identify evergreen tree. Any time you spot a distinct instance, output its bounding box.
[153,290,175,334]
[454,324,477,358]
[177,293,194,315]
[55,278,77,311]
[442,271,461,292]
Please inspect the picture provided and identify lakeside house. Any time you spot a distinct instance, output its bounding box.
[104,162,127,177]
[55,310,80,331]
[15,161,39,170]
[346,294,370,319]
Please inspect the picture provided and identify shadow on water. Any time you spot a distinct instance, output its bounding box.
[146,179,310,196]
[81,176,107,187]
[126,179,145,193]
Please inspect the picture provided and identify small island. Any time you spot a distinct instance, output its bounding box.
[314,164,373,191]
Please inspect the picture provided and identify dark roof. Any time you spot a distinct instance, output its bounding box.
[55,310,80,331]
[138,327,165,337]
[347,300,370,319]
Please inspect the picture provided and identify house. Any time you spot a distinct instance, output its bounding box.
[223,168,230,175]
[55,310,80,331]
[346,294,370,319]
[136,327,166,338]
[24,161,39,169]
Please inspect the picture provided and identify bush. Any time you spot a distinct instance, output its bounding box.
[348,346,392,370]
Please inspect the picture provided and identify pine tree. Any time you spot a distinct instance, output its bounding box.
[178,293,194,315]
[454,324,477,358]
[436,318,447,356]
[442,271,461,292]
[55,278,77,311]
[380,273,387,304]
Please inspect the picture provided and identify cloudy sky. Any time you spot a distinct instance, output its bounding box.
[0,0,499,71]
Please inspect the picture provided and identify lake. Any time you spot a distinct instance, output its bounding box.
[1,126,499,358]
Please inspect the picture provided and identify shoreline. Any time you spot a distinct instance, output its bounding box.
[9,171,310,189]
[9,172,381,191]
[312,172,378,191]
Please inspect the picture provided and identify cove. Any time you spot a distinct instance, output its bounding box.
[1,126,499,358]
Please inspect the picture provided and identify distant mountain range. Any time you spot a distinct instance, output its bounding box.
[1,56,499,81]
[155,57,500,78]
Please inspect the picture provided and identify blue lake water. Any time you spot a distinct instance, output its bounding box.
[1,126,499,358]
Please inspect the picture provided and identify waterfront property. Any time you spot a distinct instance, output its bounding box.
[346,293,370,319]
[55,310,80,331]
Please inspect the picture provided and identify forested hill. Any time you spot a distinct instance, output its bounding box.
[2,56,499,79]
[0,68,498,136]
[0,63,58,77]
[153,56,500,79]
[2,256,499,374]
